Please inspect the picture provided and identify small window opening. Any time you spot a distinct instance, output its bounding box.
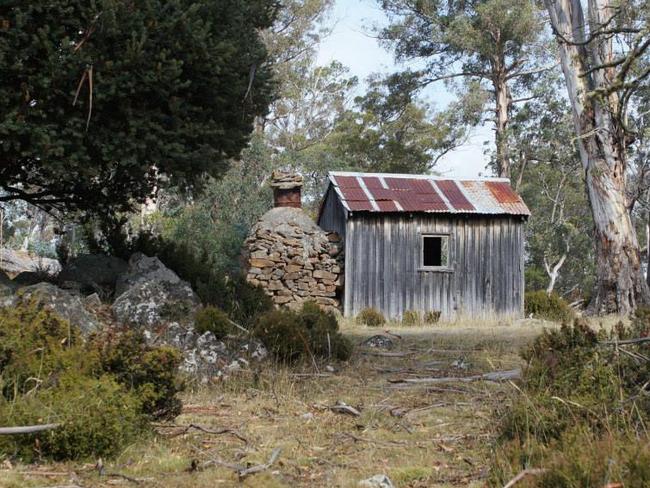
[422,235,449,267]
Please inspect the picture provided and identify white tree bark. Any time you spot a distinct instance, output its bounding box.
[544,253,567,295]
[545,0,650,313]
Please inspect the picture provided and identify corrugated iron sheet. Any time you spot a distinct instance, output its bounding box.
[328,172,530,216]
[435,180,475,212]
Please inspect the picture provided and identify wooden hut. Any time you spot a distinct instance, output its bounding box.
[317,171,531,320]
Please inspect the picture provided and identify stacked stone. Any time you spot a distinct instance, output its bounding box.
[243,207,343,312]
[269,171,303,189]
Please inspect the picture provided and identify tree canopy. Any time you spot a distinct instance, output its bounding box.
[0,0,276,215]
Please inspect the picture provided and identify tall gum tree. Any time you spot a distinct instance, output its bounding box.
[378,0,549,177]
[544,0,650,313]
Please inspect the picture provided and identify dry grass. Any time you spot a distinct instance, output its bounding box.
[0,316,590,488]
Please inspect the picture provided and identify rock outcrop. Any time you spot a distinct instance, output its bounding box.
[0,248,60,276]
[243,207,343,312]
[112,253,200,327]
[15,282,100,334]
[58,254,127,296]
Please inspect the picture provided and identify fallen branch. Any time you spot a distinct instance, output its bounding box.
[0,423,60,435]
[361,351,415,358]
[290,373,333,378]
[601,337,650,346]
[393,402,448,417]
[104,471,145,485]
[238,447,282,478]
[340,432,407,447]
[383,330,403,340]
[388,369,521,386]
[157,423,247,443]
[323,401,361,417]
[503,468,547,488]
[15,470,70,477]
[197,447,282,480]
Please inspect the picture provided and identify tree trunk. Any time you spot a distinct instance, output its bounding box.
[646,215,650,287]
[494,72,511,178]
[545,0,650,314]
[544,254,566,295]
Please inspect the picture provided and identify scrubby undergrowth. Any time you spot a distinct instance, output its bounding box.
[524,290,574,323]
[254,301,352,363]
[0,301,183,462]
[490,309,650,487]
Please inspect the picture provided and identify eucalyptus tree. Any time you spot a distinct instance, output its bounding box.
[378,0,550,178]
[328,75,471,175]
[510,77,595,296]
[544,0,650,313]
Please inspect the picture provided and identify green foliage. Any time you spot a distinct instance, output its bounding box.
[524,266,549,292]
[0,373,144,461]
[402,310,420,326]
[327,76,466,175]
[0,302,183,461]
[524,291,574,322]
[490,318,650,486]
[88,329,183,420]
[0,301,96,398]
[378,0,549,176]
[194,307,235,339]
[424,310,441,324]
[0,0,275,213]
[254,302,352,362]
[356,308,386,327]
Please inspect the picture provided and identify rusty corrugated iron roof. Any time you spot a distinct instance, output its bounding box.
[327,172,530,217]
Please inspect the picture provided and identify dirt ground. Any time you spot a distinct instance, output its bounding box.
[0,318,571,488]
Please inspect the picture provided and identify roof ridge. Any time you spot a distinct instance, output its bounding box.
[327,171,510,182]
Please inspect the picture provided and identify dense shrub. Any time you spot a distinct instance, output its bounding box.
[402,310,420,325]
[490,316,650,486]
[424,310,441,324]
[356,308,385,327]
[194,306,235,338]
[88,329,183,419]
[0,373,143,461]
[0,302,183,461]
[0,301,97,398]
[524,290,574,322]
[254,302,352,362]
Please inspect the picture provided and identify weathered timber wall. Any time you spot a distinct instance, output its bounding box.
[318,186,347,239]
[337,214,524,319]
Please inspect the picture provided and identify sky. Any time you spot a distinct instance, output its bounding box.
[315,0,494,178]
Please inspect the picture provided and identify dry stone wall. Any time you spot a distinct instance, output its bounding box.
[244,207,343,312]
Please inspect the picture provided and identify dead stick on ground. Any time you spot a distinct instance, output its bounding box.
[0,423,60,435]
[388,369,521,385]
[361,351,415,358]
[158,423,248,443]
[341,432,407,447]
[323,401,361,417]
[502,468,547,488]
[600,337,650,346]
[105,472,144,485]
[198,447,282,480]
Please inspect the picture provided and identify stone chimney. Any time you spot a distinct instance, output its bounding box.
[270,171,302,208]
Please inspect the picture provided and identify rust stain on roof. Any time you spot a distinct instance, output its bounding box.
[327,172,530,217]
[485,181,522,204]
